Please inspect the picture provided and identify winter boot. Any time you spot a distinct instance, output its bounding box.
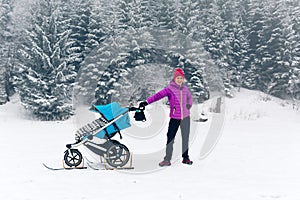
[159,160,171,167]
[182,158,193,165]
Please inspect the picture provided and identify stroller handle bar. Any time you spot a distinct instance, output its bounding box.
[128,106,145,112]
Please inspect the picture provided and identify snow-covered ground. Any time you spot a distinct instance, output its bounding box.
[0,89,300,200]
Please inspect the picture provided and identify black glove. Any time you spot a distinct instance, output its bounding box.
[186,104,192,110]
[139,101,148,109]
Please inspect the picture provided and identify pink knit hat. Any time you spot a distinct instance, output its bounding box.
[173,68,185,80]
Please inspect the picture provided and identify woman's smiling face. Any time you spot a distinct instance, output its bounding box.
[174,76,184,86]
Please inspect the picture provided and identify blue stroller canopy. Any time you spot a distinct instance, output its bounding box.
[92,102,131,139]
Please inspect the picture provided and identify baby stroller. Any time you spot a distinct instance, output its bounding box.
[64,102,146,169]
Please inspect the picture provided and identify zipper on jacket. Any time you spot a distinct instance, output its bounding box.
[180,87,183,119]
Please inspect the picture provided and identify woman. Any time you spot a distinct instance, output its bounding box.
[139,68,193,166]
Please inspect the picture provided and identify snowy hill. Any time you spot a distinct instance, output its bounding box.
[0,89,300,200]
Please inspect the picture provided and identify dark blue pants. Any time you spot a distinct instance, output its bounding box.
[164,116,190,161]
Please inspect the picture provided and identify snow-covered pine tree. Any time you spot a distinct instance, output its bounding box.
[56,0,72,32]
[115,0,132,31]
[278,2,298,99]
[256,2,290,98]
[175,0,202,38]
[82,34,131,106]
[136,0,155,28]
[94,66,120,105]
[150,0,177,29]
[287,1,300,100]
[0,0,14,104]
[226,0,251,91]
[200,1,233,97]
[67,0,92,72]
[218,0,250,91]
[188,69,209,102]
[289,1,300,66]
[118,64,167,106]
[114,0,154,31]
[280,1,300,100]
[73,0,122,106]
[93,27,158,105]
[120,0,154,29]
[57,0,78,81]
[13,0,75,120]
[242,0,265,90]
[86,0,110,50]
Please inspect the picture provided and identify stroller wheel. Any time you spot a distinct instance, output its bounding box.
[106,142,130,168]
[64,149,83,167]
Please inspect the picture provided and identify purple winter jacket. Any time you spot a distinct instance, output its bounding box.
[146,80,193,120]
